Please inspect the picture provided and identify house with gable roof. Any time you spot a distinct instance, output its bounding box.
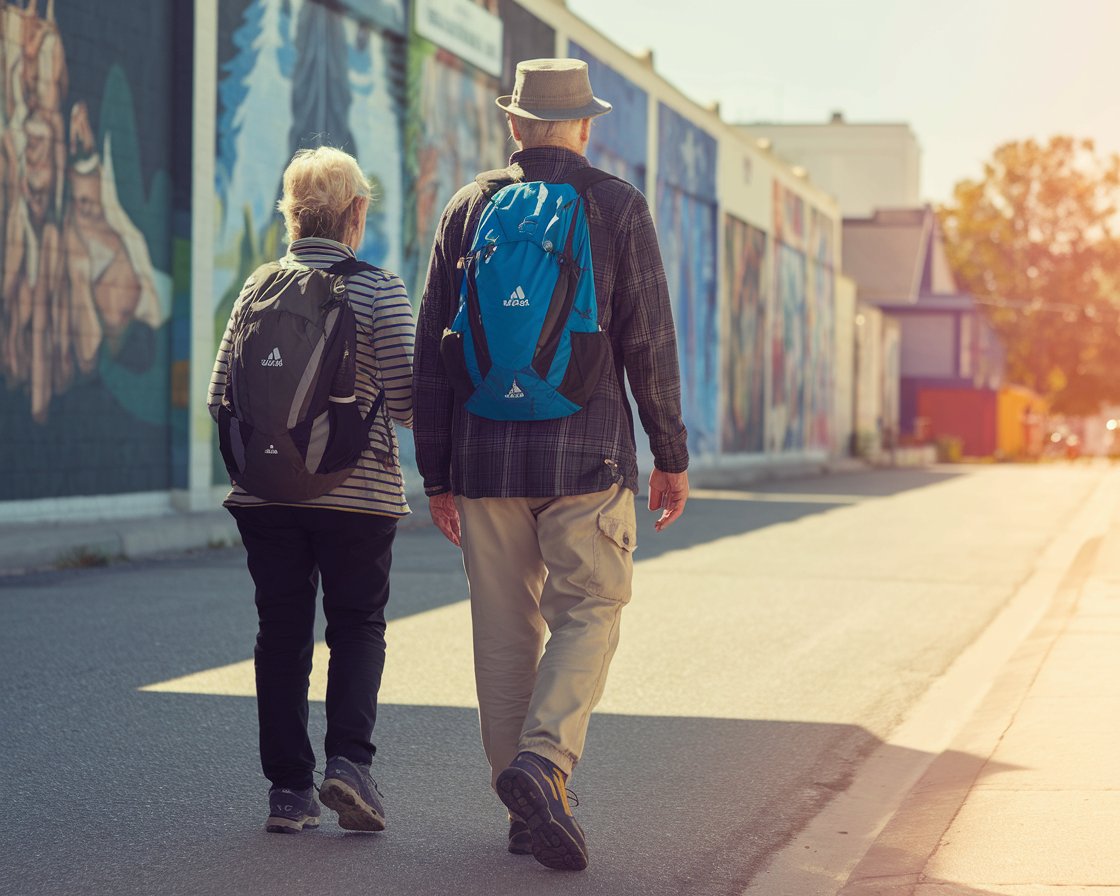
[844,206,1044,458]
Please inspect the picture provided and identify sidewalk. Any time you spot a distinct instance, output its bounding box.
[0,455,876,575]
[838,503,1120,893]
[0,509,242,575]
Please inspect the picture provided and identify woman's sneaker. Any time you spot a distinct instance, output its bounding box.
[266,786,321,834]
[495,752,588,871]
[320,756,387,832]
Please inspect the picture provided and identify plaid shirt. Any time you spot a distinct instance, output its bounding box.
[413,146,688,499]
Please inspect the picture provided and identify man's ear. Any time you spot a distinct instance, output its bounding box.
[508,114,522,143]
[580,118,590,144]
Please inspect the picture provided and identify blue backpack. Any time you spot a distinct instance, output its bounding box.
[440,167,617,420]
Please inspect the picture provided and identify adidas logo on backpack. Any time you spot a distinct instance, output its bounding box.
[261,348,283,367]
[439,167,618,422]
[503,285,529,307]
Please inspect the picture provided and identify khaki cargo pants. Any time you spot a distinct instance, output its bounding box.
[456,485,637,784]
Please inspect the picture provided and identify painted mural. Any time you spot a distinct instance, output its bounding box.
[0,0,175,499]
[807,206,836,449]
[568,43,648,191]
[655,104,718,457]
[770,180,836,452]
[722,216,767,454]
[215,0,405,305]
[214,0,406,482]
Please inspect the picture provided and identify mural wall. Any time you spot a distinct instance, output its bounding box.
[722,216,767,454]
[0,0,854,513]
[656,104,718,457]
[770,180,836,453]
[214,0,407,483]
[0,0,178,500]
[568,42,648,191]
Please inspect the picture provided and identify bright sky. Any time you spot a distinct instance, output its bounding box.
[564,0,1120,205]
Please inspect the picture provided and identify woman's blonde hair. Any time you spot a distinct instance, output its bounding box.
[276,146,372,243]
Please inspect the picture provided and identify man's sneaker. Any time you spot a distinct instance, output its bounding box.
[495,752,588,871]
[319,755,386,832]
[508,815,532,855]
[266,786,321,834]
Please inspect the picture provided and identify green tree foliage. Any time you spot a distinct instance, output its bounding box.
[938,137,1120,414]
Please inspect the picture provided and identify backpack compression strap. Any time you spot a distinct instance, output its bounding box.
[322,256,385,436]
[529,168,621,379]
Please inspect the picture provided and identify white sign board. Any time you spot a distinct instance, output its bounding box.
[415,0,504,78]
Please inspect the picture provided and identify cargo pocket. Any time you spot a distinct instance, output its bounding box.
[589,511,637,602]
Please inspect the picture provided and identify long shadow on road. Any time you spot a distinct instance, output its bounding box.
[1,684,1019,896]
[0,466,1003,896]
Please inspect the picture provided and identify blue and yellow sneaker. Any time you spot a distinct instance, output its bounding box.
[320,756,386,832]
[266,786,321,834]
[495,752,588,871]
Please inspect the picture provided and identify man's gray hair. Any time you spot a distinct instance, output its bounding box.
[511,116,586,149]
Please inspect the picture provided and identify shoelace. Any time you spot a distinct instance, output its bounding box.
[315,763,386,799]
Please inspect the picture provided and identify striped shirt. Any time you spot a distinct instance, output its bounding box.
[414,146,688,499]
[208,238,415,517]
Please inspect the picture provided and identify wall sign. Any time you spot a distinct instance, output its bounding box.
[415,0,503,77]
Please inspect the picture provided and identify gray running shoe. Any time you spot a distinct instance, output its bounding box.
[266,786,321,834]
[320,756,386,832]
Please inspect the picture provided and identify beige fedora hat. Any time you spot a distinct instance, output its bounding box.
[496,58,612,121]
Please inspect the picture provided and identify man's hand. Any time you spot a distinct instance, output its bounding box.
[428,492,461,547]
[648,468,689,532]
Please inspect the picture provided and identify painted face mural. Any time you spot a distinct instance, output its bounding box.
[0,0,173,500]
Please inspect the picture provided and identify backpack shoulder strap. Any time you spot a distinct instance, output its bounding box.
[243,260,283,293]
[563,166,620,196]
[474,163,524,199]
[326,257,382,278]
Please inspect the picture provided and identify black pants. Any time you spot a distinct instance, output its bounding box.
[230,505,397,790]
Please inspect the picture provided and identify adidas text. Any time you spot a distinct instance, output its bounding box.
[261,347,283,367]
[264,444,279,455]
[505,380,526,399]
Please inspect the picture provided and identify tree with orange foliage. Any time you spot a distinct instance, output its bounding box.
[938,136,1120,414]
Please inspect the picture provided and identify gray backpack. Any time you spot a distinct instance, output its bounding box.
[217,257,383,502]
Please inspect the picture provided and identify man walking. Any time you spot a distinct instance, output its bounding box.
[413,58,689,871]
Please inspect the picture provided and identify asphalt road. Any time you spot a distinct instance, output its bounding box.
[0,465,1107,896]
